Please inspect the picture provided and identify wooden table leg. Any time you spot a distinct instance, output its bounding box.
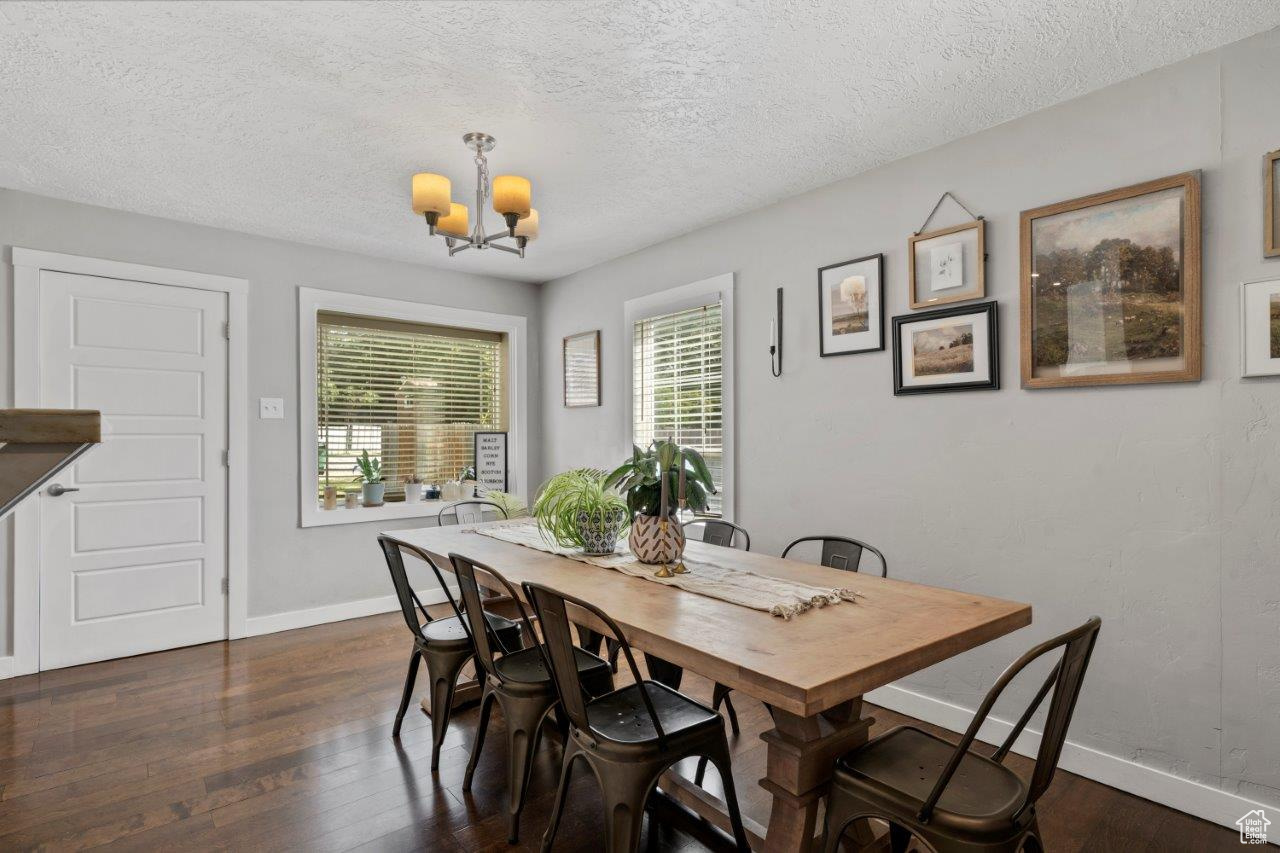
[759,699,874,852]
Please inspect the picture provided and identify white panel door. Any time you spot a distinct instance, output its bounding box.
[38,270,228,669]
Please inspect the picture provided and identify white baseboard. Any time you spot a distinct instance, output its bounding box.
[866,684,1277,839]
[0,656,13,680]
[244,584,459,638]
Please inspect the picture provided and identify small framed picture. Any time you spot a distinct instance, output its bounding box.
[1021,172,1201,388]
[1241,278,1280,377]
[909,220,985,308]
[818,253,885,356]
[1267,149,1279,258]
[893,301,999,395]
[563,330,601,407]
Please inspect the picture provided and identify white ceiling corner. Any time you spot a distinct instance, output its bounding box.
[1,1,1277,284]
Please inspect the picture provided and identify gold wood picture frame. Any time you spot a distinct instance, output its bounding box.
[1266,149,1279,258]
[1020,171,1202,389]
[563,329,601,407]
[908,219,986,308]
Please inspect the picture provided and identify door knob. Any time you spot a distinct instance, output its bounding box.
[46,483,80,497]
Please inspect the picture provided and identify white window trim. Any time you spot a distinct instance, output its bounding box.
[622,273,735,521]
[298,287,527,528]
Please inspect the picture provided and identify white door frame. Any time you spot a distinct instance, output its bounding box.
[10,247,249,677]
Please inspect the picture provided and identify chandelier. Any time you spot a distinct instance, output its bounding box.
[411,132,538,259]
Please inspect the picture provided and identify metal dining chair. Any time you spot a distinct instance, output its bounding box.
[377,535,523,770]
[524,581,751,853]
[437,499,508,526]
[781,535,888,577]
[682,519,751,742]
[682,518,751,550]
[822,617,1102,853]
[451,554,614,844]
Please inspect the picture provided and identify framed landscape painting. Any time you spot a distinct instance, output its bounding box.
[909,220,985,308]
[1240,278,1280,377]
[563,330,601,407]
[892,301,999,395]
[1020,171,1201,389]
[818,253,884,356]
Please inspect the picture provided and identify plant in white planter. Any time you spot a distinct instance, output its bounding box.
[605,440,715,564]
[355,451,385,507]
[458,466,477,498]
[404,474,424,503]
[533,469,630,555]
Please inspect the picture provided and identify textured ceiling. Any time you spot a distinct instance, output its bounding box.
[1,2,1277,284]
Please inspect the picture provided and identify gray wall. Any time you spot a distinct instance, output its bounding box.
[539,31,1280,808]
[0,189,543,645]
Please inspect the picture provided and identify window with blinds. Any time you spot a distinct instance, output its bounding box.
[632,301,724,516]
[316,311,506,501]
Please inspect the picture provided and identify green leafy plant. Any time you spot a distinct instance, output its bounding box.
[604,440,715,517]
[486,491,529,519]
[459,466,476,482]
[354,450,383,484]
[533,469,630,550]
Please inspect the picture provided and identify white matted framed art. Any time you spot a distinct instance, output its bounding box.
[1241,277,1280,377]
[818,253,885,356]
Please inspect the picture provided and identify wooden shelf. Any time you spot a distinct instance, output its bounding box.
[0,408,101,444]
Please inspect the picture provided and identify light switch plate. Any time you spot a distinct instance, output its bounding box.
[259,397,285,419]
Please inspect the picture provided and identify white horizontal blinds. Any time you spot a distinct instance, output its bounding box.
[632,302,724,516]
[316,311,505,500]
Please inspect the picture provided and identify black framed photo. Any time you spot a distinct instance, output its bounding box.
[818,253,885,356]
[473,431,508,493]
[892,301,999,395]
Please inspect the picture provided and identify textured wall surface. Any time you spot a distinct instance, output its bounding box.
[539,30,1280,809]
[0,1,1278,282]
[0,190,543,640]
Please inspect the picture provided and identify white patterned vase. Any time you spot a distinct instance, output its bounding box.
[627,513,685,564]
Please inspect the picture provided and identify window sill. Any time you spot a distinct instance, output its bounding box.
[300,499,459,528]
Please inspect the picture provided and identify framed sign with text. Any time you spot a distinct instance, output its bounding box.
[474,431,508,493]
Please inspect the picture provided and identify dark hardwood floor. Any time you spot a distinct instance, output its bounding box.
[0,612,1238,851]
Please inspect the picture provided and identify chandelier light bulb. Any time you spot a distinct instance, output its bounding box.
[411,173,451,217]
[436,202,470,237]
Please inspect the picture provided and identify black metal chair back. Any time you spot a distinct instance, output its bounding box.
[437,499,508,526]
[523,582,666,744]
[449,553,537,684]
[683,518,751,550]
[782,535,887,577]
[378,535,463,640]
[920,616,1101,822]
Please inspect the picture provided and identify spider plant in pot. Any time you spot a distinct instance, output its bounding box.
[354,451,385,507]
[533,469,631,555]
[604,440,715,564]
[458,465,477,499]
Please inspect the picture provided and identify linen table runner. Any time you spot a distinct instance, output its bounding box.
[469,518,863,619]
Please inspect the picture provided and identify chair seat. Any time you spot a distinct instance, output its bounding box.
[422,611,521,647]
[834,726,1027,833]
[496,645,612,685]
[586,681,720,748]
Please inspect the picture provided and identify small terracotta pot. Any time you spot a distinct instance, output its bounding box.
[628,513,684,564]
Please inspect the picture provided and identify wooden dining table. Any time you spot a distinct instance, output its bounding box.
[385,522,1031,853]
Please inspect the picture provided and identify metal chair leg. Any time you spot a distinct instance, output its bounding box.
[820,785,861,853]
[392,646,422,738]
[712,683,740,737]
[704,733,750,852]
[499,690,557,844]
[542,738,583,853]
[597,756,662,853]
[889,823,912,853]
[424,645,473,771]
[462,684,496,791]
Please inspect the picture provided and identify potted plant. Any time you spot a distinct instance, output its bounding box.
[404,474,424,503]
[459,466,477,499]
[533,469,630,555]
[605,440,715,564]
[354,450,385,507]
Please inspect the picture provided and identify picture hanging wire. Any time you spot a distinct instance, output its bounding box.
[915,191,983,235]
